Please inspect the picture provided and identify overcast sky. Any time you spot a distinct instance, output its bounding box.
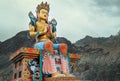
[0,0,120,43]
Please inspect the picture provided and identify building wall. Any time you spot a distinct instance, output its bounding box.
[12,58,31,81]
[22,58,31,81]
[0,64,13,81]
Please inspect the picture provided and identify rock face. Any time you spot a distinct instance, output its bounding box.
[76,47,120,81]
[56,37,76,53]
[75,35,120,48]
[0,31,120,81]
[0,31,35,69]
[0,31,35,56]
[74,35,120,81]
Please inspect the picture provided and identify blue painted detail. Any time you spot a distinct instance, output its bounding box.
[52,24,57,32]
[40,50,43,81]
[54,39,58,44]
[27,59,39,81]
[36,32,40,38]
[28,11,38,27]
[34,42,45,50]
[53,44,59,50]
[49,20,57,33]
[43,73,51,77]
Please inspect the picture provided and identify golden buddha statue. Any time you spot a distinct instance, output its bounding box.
[29,2,73,78]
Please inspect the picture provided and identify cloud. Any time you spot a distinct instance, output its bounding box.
[55,0,120,42]
[93,0,120,17]
[0,0,120,43]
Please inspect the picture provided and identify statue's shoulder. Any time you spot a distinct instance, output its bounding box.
[36,21,44,27]
[36,21,39,24]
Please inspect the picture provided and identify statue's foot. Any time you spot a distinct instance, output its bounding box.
[52,72,65,77]
[64,73,75,77]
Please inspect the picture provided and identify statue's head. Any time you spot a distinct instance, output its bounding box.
[36,2,50,21]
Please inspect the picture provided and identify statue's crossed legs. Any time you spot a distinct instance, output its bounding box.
[34,40,71,77]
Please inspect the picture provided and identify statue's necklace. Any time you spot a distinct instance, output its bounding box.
[39,21,48,27]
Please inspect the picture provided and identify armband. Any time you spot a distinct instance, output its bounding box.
[36,32,40,38]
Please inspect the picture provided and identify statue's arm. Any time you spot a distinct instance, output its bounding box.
[29,24,37,37]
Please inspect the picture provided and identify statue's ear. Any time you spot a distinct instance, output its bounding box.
[36,12,38,16]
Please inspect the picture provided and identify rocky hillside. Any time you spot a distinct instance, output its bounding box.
[0,31,120,81]
[75,35,120,47]
[74,35,120,81]
[56,37,76,53]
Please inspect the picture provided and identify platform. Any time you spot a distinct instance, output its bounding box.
[44,77,79,81]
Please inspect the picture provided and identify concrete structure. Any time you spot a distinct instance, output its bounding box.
[10,47,80,81]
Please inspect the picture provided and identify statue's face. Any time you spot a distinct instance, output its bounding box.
[37,9,48,21]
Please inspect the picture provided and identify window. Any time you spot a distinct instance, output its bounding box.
[15,62,17,69]
[19,60,22,66]
[14,73,17,79]
[19,71,22,78]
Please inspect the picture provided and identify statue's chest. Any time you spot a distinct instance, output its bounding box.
[36,22,48,31]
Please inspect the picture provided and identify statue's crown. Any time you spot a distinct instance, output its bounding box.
[36,2,50,13]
